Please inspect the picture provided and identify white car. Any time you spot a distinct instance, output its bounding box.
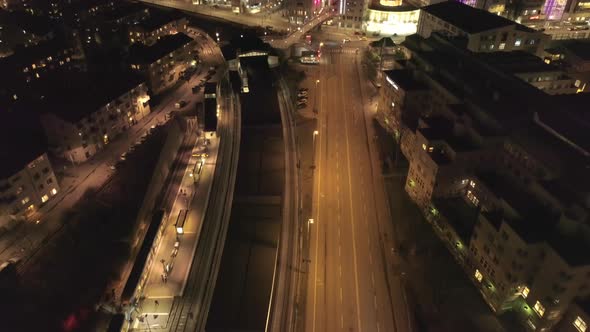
[120,152,127,161]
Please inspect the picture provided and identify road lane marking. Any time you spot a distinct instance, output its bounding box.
[340,57,363,332]
[338,245,341,257]
[377,322,381,332]
[371,272,375,286]
[369,253,373,265]
[339,265,342,277]
[374,294,378,309]
[340,287,343,303]
[341,315,344,328]
[311,67,325,332]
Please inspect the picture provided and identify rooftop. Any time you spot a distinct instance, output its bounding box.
[0,9,54,36]
[0,109,46,179]
[0,38,72,72]
[421,1,532,34]
[563,40,590,61]
[368,2,417,12]
[101,2,149,23]
[383,69,426,91]
[134,10,184,31]
[477,51,563,74]
[419,116,481,152]
[20,69,144,123]
[128,32,193,64]
[433,196,478,243]
[370,37,397,48]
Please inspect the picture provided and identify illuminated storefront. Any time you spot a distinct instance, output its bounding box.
[364,0,419,36]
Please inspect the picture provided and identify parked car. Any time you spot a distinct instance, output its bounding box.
[298,97,308,103]
[120,152,127,161]
[299,88,309,92]
[298,91,308,97]
[175,100,187,109]
[192,86,201,94]
[297,103,307,109]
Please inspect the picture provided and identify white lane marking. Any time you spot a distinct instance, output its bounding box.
[371,272,375,287]
[340,287,343,303]
[338,227,341,239]
[369,253,373,265]
[374,294,378,309]
[311,68,325,332]
[341,315,344,328]
[336,185,340,193]
[368,234,372,245]
[338,245,341,257]
[341,58,363,332]
[377,322,381,332]
[339,265,342,277]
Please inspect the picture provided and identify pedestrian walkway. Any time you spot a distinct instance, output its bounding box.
[130,134,220,331]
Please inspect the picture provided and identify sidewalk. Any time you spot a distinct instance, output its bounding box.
[130,135,220,331]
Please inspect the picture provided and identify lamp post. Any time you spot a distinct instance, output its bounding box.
[312,130,318,169]
[313,79,320,114]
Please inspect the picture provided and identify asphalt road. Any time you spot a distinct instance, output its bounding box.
[305,48,410,332]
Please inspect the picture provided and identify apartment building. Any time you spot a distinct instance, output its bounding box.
[376,69,428,135]
[0,38,79,104]
[0,8,55,55]
[418,1,549,56]
[477,51,578,94]
[380,30,590,331]
[37,70,150,163]
[338,0,365,29]
[128,32,196,95]
[0,111,59,224]
[557,300,590,332]
[127,11,187,46]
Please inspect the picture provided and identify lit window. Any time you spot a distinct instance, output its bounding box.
[475,269,483,282]
[391,101,395,108]
[574,316,587,332]
[428,147,434,153]
[534,300,545,317]
[51,188,58,195]
[21,197,30,205]
[422,143,427,150]
[469,180,476,188]
[26,204,35,211]
[467,190,479,206]
[41,195,49,203]
[522,286,530,298]
[461,179,468,185]
[515,39,522,46]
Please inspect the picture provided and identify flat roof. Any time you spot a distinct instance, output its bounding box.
[0,8,54,36]
[383,69,426,91]
[22,69,144,123]
[121,210,165,302]
[477,51,563,74]
[0,109,46,179]
[563,40,590,60]
[134,10,184,31]
[421,1,531,34]
[370,37,396,48]
[128,33,193,64]
[433,196,477,243]
[0,38,71,72]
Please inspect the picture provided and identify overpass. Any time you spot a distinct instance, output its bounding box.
[139,0,336,49]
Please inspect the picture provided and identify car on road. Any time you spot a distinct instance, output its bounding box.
[297,103,307,109]
[299,88,309,92]
[192,86,201,94]
[298,97,308,103]
[298,91,308,97]
[175,100,187,109]
[120,152,127,161]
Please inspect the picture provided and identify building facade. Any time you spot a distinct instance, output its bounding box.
[129,33,196,95]
[127,12,187,46]
[39,72,151,164]
[0,153,59,223]
[418,1,549,56]
[378,31,590,332]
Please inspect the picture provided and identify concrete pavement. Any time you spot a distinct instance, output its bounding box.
[304,46,412,332]
[129,135,220,331]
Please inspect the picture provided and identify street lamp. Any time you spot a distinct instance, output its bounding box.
[313,79,320,114]
[312,130,319,169]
